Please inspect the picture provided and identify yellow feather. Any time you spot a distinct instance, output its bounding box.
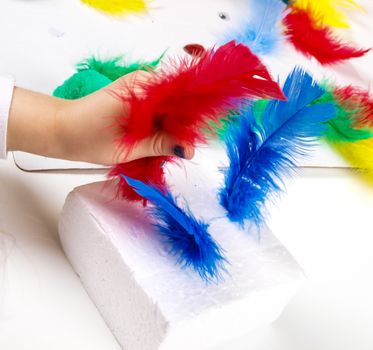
[332,139,373,184]
[81,0,147,15]
[293,0,363,28]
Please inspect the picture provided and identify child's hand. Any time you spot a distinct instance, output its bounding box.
[7,71,195,165]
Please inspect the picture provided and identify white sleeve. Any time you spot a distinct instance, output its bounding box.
[0,75,15,159]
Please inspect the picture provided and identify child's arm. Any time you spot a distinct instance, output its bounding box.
[0,76,14,159]
[4,71,194,165]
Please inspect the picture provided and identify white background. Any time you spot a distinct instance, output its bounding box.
[0,0,373,349]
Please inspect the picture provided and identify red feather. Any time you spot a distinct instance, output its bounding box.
[108,156,171,203]
[110,41,285,201]
[334,86,373,127]
[118,40,285,145]
[284,9,370,65]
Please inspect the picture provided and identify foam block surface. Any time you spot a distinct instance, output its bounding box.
[59,150,305,350]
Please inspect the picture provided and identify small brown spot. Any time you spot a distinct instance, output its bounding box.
[183,44,206,58]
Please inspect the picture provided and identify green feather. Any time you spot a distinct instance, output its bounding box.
[75,55,163,81]
[53,70,112,99]
[53,55,163,100]
[315,87,373,143]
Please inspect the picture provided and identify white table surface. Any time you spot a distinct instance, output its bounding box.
[0,153,372,350]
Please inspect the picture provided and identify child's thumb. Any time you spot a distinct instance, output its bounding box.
[123,133,195,162]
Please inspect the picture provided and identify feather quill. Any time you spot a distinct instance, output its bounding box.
[283,9,369,65]
[113,41,285,201]
[219,68,336,226]
[225,0,286,55]
[122,175,226,282]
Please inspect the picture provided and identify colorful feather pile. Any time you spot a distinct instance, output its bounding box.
[283,0,369,65]
[319,86,373,143]
[315,84,373,183]
[81,0,147,16]
[123,175,226,282]
[219,68,336,226]
[54,55,161,99]
[333,86,373,128]
[225,0,286,55]
[120,70,373,280]
[110,41,285,202]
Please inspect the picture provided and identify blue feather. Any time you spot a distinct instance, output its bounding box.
[225,0,286,55]
[122,176,226,282]
[219,68,337,226]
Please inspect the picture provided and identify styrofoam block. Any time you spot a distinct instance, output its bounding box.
[59,149,305,350]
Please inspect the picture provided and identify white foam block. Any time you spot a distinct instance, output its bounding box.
[59,150,305,350]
